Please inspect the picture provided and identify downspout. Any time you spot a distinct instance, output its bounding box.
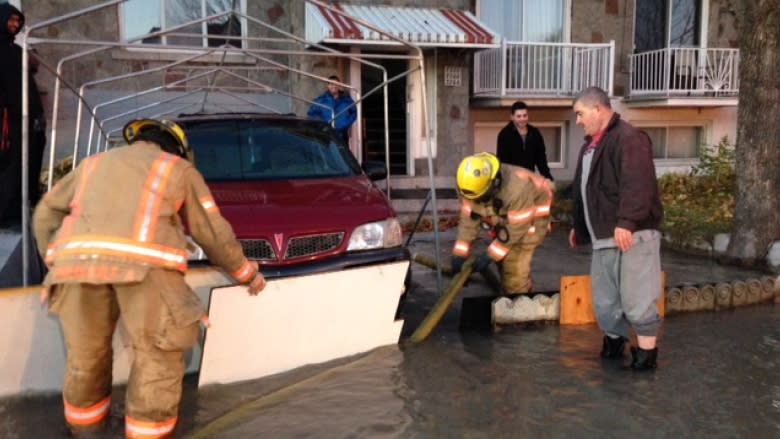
[608,40,615,95]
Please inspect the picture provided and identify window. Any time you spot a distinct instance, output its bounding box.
[182,118,362,182]
[121,0,246,48]
[635,0,701,52]
[640,125,703,160]
[478,0,567,42]
[182,120,243,180]
[536,123,565,166]
[240,120,360,180]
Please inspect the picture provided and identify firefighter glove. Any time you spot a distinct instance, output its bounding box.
[450,255,466,276]
[473,253,493,273]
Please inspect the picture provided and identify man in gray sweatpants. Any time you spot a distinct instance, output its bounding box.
[569,86,664,370]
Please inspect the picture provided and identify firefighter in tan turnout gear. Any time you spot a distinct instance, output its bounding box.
[450,152,554,295]
[32,119,266,438]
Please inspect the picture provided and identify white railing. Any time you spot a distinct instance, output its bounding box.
[628,47,739,98]
[473,40,615,97]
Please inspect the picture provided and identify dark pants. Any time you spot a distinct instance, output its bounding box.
[49,269,203,435]
[0,121,45,224]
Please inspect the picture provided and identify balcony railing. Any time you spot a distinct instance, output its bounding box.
[473,40,615,98]
[628,47,739,99]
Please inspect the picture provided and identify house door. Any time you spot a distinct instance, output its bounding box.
[361,59,407,175]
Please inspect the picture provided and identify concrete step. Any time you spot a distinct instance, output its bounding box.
[388,175,456,190]
[383,176,460,221]
[390,198,460,220]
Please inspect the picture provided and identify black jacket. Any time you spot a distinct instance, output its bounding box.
[496,122,554,180]
[0,3,47,221]
[571,113,663,245]
[0,3,43,119]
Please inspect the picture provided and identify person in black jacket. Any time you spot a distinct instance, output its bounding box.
[0,3,46,226]
[569,86,664,371]
[496,101,554,181]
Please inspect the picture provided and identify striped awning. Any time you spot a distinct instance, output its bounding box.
[305,3,500,48]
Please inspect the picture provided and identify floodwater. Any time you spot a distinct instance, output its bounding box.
[1,305,778,438]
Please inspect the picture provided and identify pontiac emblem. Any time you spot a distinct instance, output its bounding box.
[274,233,284,250]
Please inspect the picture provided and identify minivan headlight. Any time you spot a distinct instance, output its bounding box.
[347,218,403,250]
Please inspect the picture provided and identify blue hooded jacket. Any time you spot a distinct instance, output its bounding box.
[307,90,357,136]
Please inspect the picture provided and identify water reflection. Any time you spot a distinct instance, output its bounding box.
[205,307,778,438]
[0,307,777,438]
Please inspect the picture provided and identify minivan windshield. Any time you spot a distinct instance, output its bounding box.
[181,118,363,181]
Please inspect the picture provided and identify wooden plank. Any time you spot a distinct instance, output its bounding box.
[559,272,666,325]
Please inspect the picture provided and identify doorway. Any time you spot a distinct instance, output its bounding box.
[361,59,407,175]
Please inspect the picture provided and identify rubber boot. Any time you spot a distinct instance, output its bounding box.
[600,335,626,358]
[630,346,658,370]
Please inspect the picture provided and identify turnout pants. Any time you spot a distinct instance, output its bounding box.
[49,269,204,438]
[499,223,548,295]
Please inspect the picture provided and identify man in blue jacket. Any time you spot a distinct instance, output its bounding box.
[307,75,357,143]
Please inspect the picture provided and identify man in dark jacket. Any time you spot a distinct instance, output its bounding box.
[496,101,554,181]
[0,3,47,226]
[569,86,664,371]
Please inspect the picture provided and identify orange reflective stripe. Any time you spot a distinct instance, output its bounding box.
[487,241,509,260]
[60,155,103,241]
[64,395,110,427]
[534,205,551,217]
[460,200,472,217]
[507,207,534,224]
[125,416,177,438]
[453,240,471,257]
[134,154,179,242]
[231,259,255,283]
[199,195,219,214]
[45,243,56,264]
[50,235,188,272]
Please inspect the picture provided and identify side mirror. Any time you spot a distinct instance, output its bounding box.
[361,161,387,181]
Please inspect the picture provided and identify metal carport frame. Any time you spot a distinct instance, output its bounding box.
[15,0,443,291]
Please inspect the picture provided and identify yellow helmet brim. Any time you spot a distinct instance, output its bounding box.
[122,118,192,161]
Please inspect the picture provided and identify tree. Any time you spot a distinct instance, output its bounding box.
[726,1,780,266]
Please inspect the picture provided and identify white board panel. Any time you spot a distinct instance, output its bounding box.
[0,266,233,397]
[198,261,408,387]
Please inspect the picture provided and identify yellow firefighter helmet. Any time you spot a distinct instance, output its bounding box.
[456,152,501,200]
[122,118,193,162]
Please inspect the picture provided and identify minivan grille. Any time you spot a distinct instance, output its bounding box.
[285,232,344,260]
[240,239,276,261]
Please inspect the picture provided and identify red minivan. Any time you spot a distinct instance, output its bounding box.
[176,113,410,279]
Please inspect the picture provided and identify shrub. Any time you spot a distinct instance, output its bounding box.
[536,138,735,246]
[659,137,735,246]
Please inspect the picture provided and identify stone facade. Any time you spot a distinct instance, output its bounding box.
[570,0,635,96]
[18,1,741,182]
